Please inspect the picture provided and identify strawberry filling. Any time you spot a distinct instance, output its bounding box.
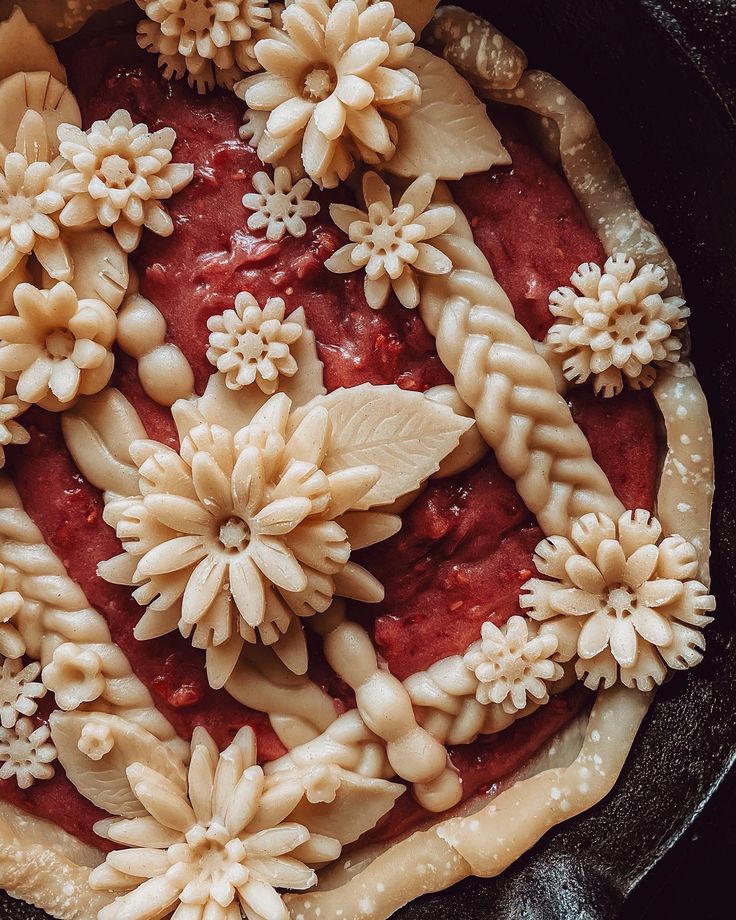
[0,25,659,850]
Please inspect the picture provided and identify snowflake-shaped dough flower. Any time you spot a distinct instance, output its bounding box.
[0,716,56,789]
[0,563,25,661]
[520,510,716,691]
[545,254,689,397]
[326,171,456,309]
[0,282,117,410]
[42,642,106,711]
[136,0,272,93]
[237,0,421,187]
[206,291,302,393]
[0,147,66,283]
[463,616,563,714]
[100,393,394,687]
[89,726,331,919]
[0,373,29,469]
[56,109,194,253]
[0,658,46,729]
[242,166,320,241]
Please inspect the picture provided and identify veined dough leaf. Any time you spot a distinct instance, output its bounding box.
[390,0,439,36]
[50,711,187,818]
[309,383,473,508]
[58,229,129,310]
[61,388,146,497]
[0,7,67,82]
[386,46,510,180]
[271,765,404,845]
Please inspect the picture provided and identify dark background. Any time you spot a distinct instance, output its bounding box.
[0,1,734,918]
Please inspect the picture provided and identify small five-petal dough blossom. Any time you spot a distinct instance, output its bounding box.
[206,292,302,393]
[0,146,66,282]
[56,109,194,253]
[463,616,563,714]
[520,510,716,691]
[242,167,320,241]
[238,0,421,187]
[0,282,117,410]
[0,716,56,789]
[0,563,26,661]
[78,721,115,761]
[326,171,456,309]
[42,642,106,712]
[0,373,29,469]
[136,0,272,92]
[90,726,330,920]
[0,658,46,730]
[546,254,689,397]
[99,393,392,687]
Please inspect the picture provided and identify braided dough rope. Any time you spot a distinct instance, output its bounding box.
[0,475,184,755]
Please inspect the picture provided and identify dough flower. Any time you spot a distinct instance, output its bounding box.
[0,658,46,730]
[77,721,115,761]
[237,0,421,187]
[520,510,716,690]
[206,291,302,393]
[463,616,563,714]
[89,726,329,920]
[42,642,106,711]
[56,110,194,253]
[0,373,29,469]
[325,171,455,309]
[100,393,390,687]
[0,282,117,410]
[136,0,272,92]
[242,167,320,241]
[0,716,56,789]
[0,147,66,282]
[546,254,688,397]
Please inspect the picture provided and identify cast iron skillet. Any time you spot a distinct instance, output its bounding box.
[0,1,734,917]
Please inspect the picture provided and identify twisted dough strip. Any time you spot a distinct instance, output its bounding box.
[313,603,463,812]
[420,216,624,537]
[0,475,184,755]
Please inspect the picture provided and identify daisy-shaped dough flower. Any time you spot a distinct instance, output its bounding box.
[545,254,689,397]
[136,0,272,93]
[0,373,29,469]
[100,393,396,687]
[206,291,303,393]
[42,642,106,711]
[242,167,320,241]
[325,171,455,309]
[56,109,194,253]
[0,563,25,661]
[0,147,66,283]
[0,282,117,410]
[520,510,716,691]
[90,726,337,920]
[0,658,46,730]
[462,616,563,714]
[0,716,56,789]
[237,0,421,187]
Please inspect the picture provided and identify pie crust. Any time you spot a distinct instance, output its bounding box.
[0,3,715,919]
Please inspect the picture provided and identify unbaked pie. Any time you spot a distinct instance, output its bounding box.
[0,2,715,919]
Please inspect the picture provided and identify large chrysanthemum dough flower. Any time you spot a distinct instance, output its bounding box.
[325,171,455,309]
[206,291,303,393]
[237,0,421,187]
[462,616,563,714]
[520,510,715,691]
[88,724,401,920]
[0,147,67,283]
[99,393,399,687]
[0,282,117,411]
[545,254,688,397]
[136,0,273,93]
[56,110,194,253]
